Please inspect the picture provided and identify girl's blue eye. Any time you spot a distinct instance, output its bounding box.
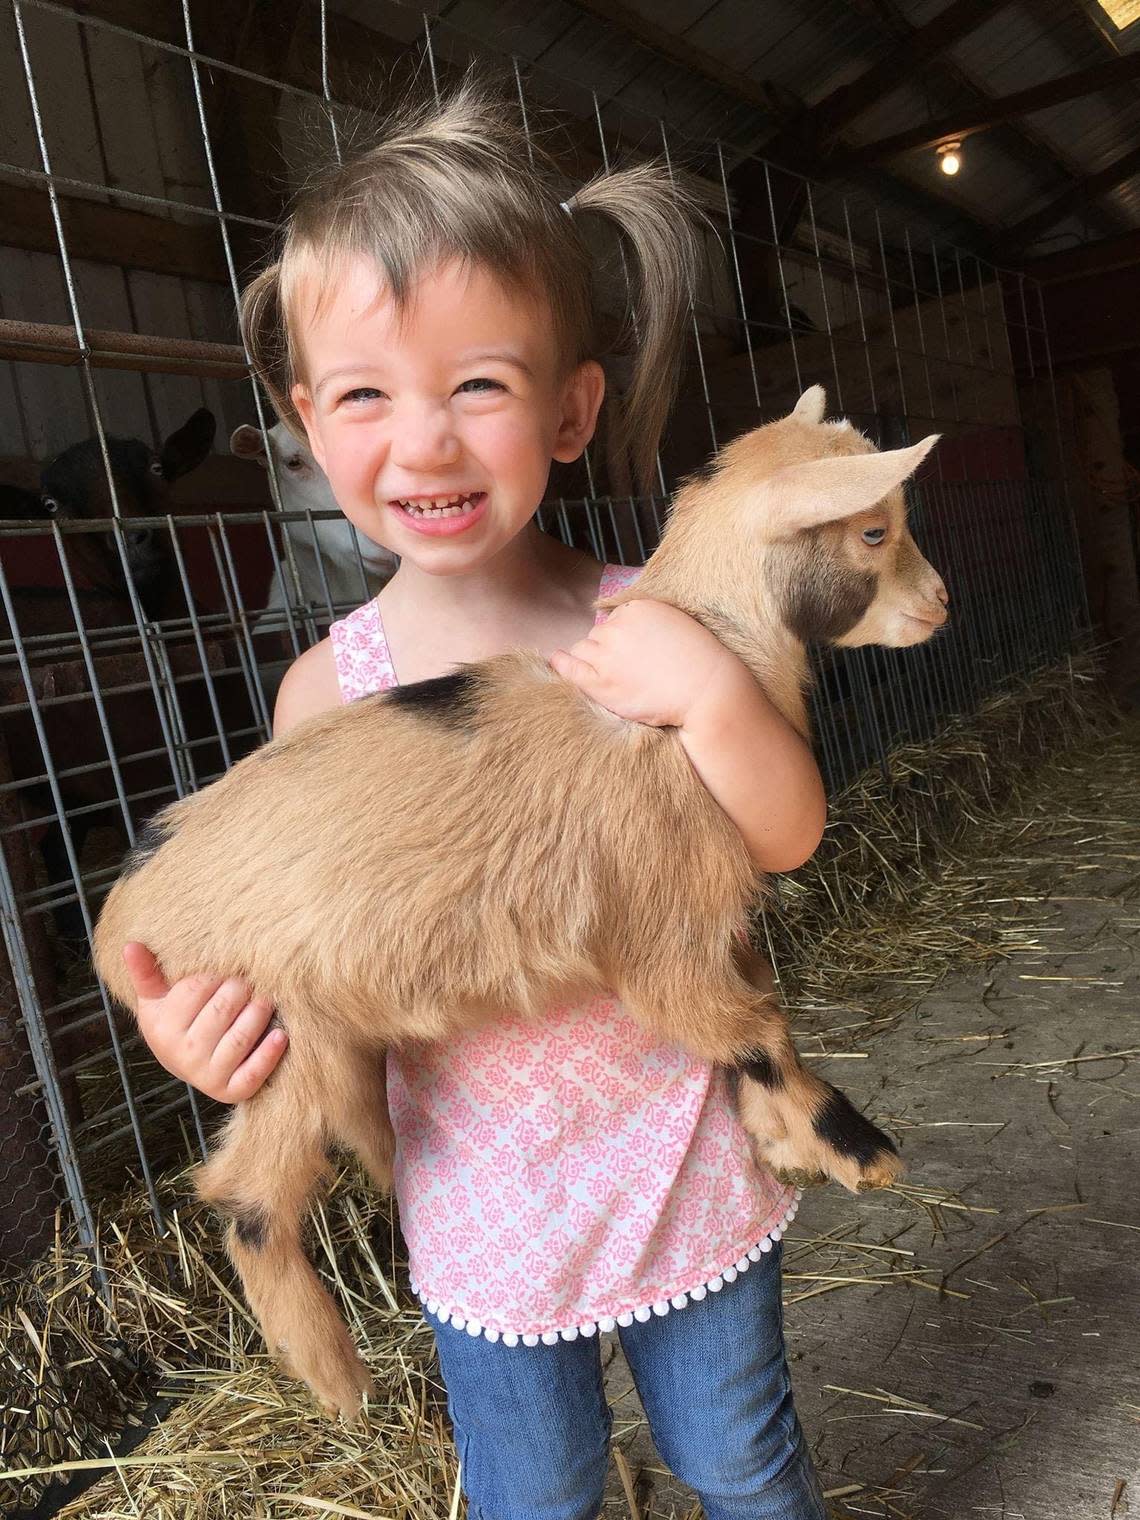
[862,526,887,546]
[341,387,383,404]
[458,378,503,394]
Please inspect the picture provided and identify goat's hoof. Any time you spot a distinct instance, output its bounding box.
[777,1167,827,1190]
[280,1333,374,1421]
[854,1151,905,1192]
[312,1360,375,1423]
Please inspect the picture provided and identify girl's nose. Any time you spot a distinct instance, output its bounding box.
[389,403,461,471]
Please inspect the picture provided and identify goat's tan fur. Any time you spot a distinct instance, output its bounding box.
[94,388,946,1415]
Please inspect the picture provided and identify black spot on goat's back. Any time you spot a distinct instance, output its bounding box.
[122,815,171,878]
[384,669,478,730]
[813,1087,897,1166]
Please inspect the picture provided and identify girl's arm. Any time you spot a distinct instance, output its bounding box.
[549,599,826,873]
[124,640,342,1101]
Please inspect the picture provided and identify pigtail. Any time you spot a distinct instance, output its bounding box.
[570,162,707,497]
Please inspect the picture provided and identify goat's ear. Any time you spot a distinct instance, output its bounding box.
[230,423,270,464]
[791,385,827,425]
[160,407,216,479]
[758,435,939,538]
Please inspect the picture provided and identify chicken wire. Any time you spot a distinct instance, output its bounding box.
[0,0,1087,1393]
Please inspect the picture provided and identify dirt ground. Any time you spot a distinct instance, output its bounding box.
[601,725,1139,1520]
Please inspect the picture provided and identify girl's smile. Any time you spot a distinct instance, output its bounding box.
[392,491,488,535]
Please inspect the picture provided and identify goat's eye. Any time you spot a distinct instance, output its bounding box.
[285,456,305,472]
[41,496,60,515]
[149,459,165,477]
[862,526,887,546]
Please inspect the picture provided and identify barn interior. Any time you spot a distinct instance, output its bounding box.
[0,2,1138,1517]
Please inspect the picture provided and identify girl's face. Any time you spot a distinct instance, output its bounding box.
[291,255,604,575]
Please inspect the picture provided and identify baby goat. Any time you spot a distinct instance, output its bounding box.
[94,387,946,1415]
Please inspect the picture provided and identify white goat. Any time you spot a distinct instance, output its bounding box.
[231,423,396,625]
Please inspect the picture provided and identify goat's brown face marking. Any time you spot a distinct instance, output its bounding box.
[776,529,877,644]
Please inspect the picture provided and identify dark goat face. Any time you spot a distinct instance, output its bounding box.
[0,483,45,521]
[39,409,215,609]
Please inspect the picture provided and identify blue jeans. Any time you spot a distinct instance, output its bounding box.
[426,1244,826,1520]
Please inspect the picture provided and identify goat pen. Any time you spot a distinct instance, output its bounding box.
[0,2,1110,1515]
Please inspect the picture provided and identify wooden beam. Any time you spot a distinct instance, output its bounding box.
[992,143,1140,258]
[563,0,794,121]
[0,319,247,378]
[794,0,1010,145]
[1024,227,1140,286]
[0,184,230,284]
[831,51,1140,172]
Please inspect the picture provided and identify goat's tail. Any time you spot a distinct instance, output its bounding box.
[195,1040,384,1418]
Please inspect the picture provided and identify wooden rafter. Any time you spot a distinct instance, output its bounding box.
[560,0,795,121]
[794,0,1011,145]
[992,143,1140,257]
[0,183,230,284]
[830,50,1140,172]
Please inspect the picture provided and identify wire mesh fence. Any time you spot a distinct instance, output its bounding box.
[0,0,1088,1474]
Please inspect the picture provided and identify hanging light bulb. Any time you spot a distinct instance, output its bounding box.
[938,141,962,176]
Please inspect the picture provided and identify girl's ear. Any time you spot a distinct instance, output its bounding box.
[552,360,606,464]
[291,384,327,473]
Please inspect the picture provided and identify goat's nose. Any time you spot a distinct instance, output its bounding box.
[128,526,154,551]
[937,582,950,607]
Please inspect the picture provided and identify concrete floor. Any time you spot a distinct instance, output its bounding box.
[601,731,1139,1520]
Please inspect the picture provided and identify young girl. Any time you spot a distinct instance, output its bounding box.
[124,80,829,1519]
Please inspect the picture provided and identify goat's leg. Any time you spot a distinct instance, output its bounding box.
[195,1044,374,1418]
[325,1046,396,1195]
[619,955,903,1194]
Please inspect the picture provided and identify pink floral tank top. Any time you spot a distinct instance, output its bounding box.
[329,564,798,1344]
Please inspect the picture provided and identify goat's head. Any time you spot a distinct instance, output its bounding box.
[38,408,215,613]
[665,386,946,653]
[231,421,397,575]
[231,421,329,511]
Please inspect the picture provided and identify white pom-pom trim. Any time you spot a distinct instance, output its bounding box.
[410,1190,802,1347]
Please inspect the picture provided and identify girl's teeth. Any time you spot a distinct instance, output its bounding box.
[402,494,480,519]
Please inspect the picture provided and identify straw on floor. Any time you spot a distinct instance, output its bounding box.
[1,654,1129,1519]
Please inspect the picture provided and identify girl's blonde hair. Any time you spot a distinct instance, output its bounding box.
[240,71,706,496]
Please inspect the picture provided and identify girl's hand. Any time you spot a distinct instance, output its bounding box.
[549,599,736,727]
[122,942,287,1104]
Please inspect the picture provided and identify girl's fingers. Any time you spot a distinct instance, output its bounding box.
[209,997,280,1080]
[220,1023,288,1103]
[188,977,256,1047]
[122,942,170,1002]
[550,648,598,682]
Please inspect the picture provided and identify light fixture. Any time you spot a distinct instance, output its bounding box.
[938,141,962,176]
